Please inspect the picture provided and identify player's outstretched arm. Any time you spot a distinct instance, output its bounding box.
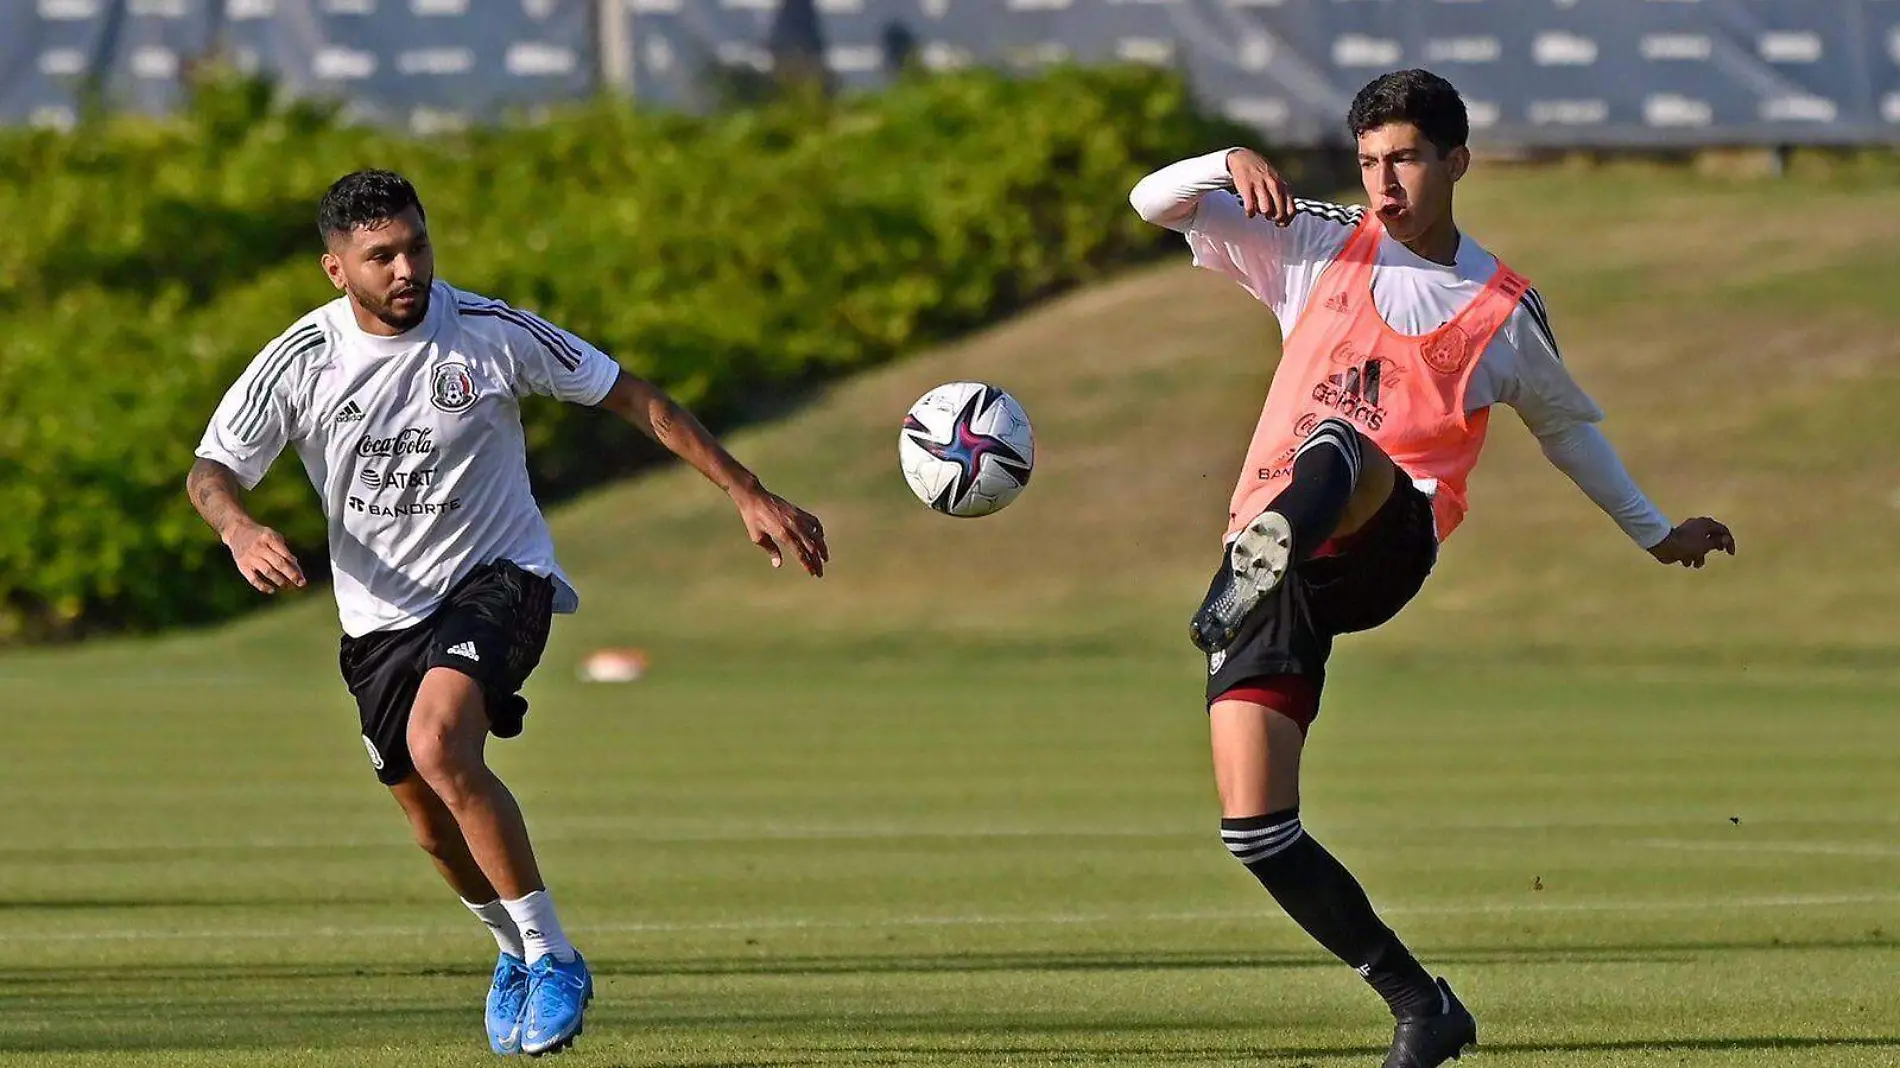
[1532,425,1735,570]
[597,370,829,577]
[185,458,307,593]
[1506,298,1735,572]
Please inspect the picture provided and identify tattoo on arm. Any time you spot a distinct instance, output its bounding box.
[648,396,709,453]
[603,373,759,495]
[186,459,256,542]
[648,400,679,444]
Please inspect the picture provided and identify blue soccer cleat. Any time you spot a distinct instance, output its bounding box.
[520,952,594,1056]
[486,952,531,1055]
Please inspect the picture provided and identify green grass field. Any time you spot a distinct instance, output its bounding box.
[4,160,1900,1066]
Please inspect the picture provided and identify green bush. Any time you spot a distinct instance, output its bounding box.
[0,66,1250,641]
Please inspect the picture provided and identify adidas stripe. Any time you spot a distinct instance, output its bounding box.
[1519,288,1562,361]
[457,301,582,371]
[1296,418,1363,485]
[1293,198,1366,228]
[231,325,323,442]
[1222,818,1307,863]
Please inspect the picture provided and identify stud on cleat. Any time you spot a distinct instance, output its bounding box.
[1190,511,1295,655]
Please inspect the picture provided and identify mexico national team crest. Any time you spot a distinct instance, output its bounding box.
[1420,325,1472,375]
[430,362,478,414]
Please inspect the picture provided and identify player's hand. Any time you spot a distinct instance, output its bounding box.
[224,520,306,593]
[1225,148,1296,226]
[734,487,829,577]
[1648,517,1735,569]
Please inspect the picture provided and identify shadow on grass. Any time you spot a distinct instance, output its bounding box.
[2,937,1896,1056]
[639,1036,1900,1066]
[12,1029,1891,1062]
[811,1034,1893,1066]
[4,935,1896,990]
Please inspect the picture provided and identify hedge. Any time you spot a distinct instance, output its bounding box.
[0,66,1251,641]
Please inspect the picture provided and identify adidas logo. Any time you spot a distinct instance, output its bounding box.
[1323,292,1351,313]
[447,641,480,662]
[334,400,366,424]
[1326,357,1385,407]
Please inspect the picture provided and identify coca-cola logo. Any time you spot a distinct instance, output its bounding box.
[1329,340,1366,366]
[355,427,435,458]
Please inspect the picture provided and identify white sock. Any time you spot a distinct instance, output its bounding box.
[464,898,526,960]
[501,888,576,964]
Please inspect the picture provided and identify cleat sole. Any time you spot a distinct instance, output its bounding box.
[1190,512,1294,654]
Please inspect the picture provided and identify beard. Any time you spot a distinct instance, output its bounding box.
[357,279,432,333]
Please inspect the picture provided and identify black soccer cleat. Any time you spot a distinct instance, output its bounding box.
[1189,511,1294,655]
[1382,978,1477,1068]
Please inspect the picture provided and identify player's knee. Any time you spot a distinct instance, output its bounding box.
[1297,418,1366,476]
[1220,810,1306,869]
[1301,416,1389,458]
[1352,430,1392,473]
[406,718,473,796]
[1308,416,1356,443]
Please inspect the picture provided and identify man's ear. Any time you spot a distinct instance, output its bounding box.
[1447,145,1471,183]
[321,249,347,292]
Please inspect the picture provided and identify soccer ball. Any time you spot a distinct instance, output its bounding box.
[898,381,1036,517]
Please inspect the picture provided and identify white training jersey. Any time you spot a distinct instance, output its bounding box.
[195,281,622,637]
[1129,149,1672,548]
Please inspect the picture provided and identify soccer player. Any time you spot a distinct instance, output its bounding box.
[186,171,829,1056]
[1130,70,1734,1067]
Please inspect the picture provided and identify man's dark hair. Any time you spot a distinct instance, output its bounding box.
[318,169,425,245]
[1347,69,1469,155]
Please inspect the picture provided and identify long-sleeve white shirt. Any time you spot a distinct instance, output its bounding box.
[1131,149,1671,550]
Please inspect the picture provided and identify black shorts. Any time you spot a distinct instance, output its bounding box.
[339,560,556,786]
[1204,478,1438,722]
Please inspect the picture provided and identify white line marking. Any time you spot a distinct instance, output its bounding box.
[1639,838,1900,859]
[8,893,1897,944]
[16,816,1900,855]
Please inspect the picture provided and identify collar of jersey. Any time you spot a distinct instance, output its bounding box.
[1373,227,1490,279]
[344,283,446,356]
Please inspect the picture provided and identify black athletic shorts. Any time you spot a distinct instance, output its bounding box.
[338,559,556,786]
[1204,477,1438,720]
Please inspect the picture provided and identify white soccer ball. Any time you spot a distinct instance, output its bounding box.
[898,381,1036,518]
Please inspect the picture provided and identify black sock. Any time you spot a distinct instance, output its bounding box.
[1263,417,1361,559]
[1222,809,1440,1019]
